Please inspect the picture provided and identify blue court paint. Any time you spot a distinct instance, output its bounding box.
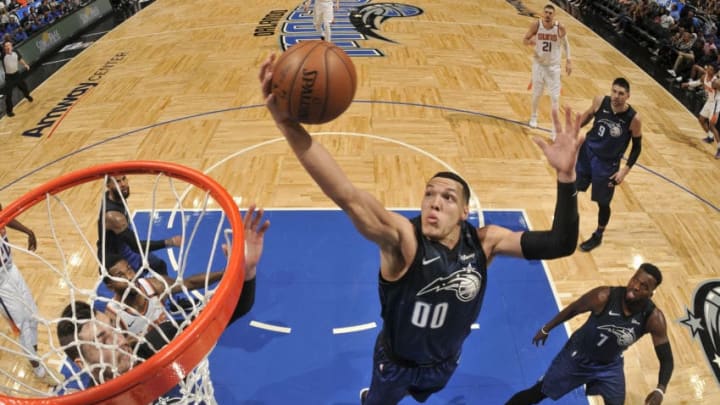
[132,209,589,404]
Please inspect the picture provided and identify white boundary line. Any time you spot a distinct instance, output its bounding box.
[332,322,377,335]
[249,320,291,334]
[519,208,573,339]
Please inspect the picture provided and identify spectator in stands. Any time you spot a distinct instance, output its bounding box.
[669,3,682,24]
[681,40,720,85]
[12,26,26,43]
[677,8,698,34]
[673,35,708,82]
[613,0,660,37]
[666,31,697,77]
[659,8,675,30]
[8,12,18,27]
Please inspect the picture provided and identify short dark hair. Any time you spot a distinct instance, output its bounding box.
[612,77,630,93]
[431,172,470,205]
[639,263,662,287]
[544,4,555,11]
[57,301,94,361]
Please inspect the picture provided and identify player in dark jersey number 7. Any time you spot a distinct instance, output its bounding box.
[506,263,673,405]
[260,55,584,405]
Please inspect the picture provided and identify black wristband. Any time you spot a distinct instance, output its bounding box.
[520,181,578,259]
[655,342,673,388]
[626,136,642,168]
[230,278,256,324]
[146,239,166,251]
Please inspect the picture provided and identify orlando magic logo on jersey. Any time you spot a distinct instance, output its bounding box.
[570,287,654,364]
[586,96,636,161]
[379,217,487,365]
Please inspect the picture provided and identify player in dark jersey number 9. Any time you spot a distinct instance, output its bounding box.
[575,78,643,252]
[261,56,585,404]
[506,263,673,405]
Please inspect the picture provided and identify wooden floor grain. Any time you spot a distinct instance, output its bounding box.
[0,0,717,402]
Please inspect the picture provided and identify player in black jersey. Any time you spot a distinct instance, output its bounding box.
[575,78,643,252]
[97,175,183,276]
[260,57,584,404]
[506,263,673,405]
[57,204,268,394]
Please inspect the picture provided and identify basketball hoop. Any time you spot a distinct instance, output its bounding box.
[0,161,244,404]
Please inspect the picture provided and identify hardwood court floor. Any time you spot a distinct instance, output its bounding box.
[0,0,718,402]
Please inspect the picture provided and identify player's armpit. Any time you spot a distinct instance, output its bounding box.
[477,224,522,261]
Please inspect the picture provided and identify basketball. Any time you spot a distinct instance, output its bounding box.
[271,41,357,124]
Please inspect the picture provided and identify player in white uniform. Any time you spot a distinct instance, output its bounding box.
[0,203,62,386]
[692,63,720,158]
[105,278,169,336]
[304,0,339,42]
[523,4,572,130]
[102,253,225,337]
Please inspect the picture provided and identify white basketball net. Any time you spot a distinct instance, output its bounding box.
[0,170,234,403]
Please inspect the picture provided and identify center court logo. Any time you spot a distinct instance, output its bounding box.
[680,279,720,385]
[278,1,424,56]
[22,52,128,138]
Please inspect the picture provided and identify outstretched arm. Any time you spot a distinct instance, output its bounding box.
[259,55,416,281]
[532,286,610,346]
[104,211,182,252]
[479,108,583,262]
[228,204,270,324]
[2,203,37,251]
[644,308,673,405]
[242,204,270,281]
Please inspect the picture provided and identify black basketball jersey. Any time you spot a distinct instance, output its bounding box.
[378,217,488,365]
[97,192,130,255]
[569,287,655,364]
[585,96,637,161]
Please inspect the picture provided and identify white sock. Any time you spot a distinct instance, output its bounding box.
[708,130,715,139]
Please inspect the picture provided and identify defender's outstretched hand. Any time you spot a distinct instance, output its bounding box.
[243,204,270,277]
[533,107,585,183]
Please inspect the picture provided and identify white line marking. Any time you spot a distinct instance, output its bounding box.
[101,23,256,43]
[471,323,479,330]
[522,210,573,339]
[42,58,73,66]
[249,320,291,334]
[332,322,377,334]
[184,131,483,227]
